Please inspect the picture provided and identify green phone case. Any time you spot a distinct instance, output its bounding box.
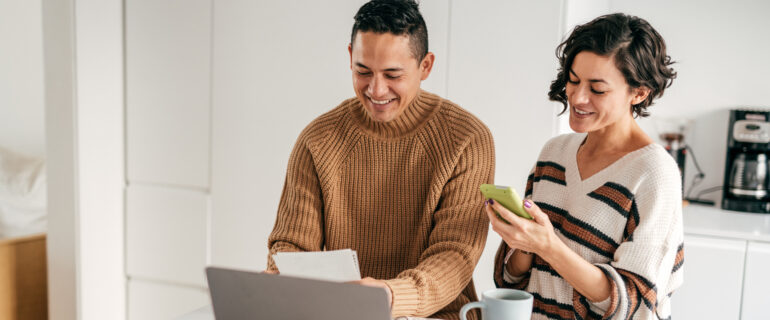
[479,184,532,220]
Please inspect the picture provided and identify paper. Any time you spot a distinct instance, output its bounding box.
[272,249,361,282]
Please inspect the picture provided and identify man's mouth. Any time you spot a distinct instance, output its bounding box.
[369,97,395,105]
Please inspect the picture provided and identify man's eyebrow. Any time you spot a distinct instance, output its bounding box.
[354,62,403,72]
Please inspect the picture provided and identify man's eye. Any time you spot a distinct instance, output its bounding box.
[385,74,401,79]
[357,71,372,76]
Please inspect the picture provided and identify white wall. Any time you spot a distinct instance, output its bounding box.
[0,0,45,158]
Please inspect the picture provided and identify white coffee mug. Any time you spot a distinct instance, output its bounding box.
[459,288,533,320]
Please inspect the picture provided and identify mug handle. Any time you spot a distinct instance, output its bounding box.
[459,301,485,320]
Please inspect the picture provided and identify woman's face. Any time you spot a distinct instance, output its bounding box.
[565,51,648,134]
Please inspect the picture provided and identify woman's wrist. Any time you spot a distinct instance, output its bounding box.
[506,249,535,277]
[537,232,564,263]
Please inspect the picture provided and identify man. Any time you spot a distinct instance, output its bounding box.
[266,0,494,318]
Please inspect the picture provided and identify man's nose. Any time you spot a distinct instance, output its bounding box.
[367,75,388,97]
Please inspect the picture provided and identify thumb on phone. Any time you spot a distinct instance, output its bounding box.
[523,199,547,223]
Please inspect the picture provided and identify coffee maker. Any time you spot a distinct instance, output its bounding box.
[722,109,770,213]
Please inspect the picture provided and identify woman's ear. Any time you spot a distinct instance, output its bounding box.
[631,86,651,105]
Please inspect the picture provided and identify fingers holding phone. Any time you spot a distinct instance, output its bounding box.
[479,184,532,220]
[483,187,558,256]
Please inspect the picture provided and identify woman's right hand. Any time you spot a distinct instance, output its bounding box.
[484,198,559,258]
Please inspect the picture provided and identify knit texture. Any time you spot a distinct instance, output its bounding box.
[494,133,684,320]
[267,90,495,319]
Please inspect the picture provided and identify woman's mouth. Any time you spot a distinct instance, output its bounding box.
[573,107,594,116]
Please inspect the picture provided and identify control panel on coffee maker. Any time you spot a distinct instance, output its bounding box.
[722,109,770,213]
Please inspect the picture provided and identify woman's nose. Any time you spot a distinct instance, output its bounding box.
[570,86,590,106]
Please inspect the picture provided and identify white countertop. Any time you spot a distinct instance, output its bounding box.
[176,305,213,320]
[683,203,770,242]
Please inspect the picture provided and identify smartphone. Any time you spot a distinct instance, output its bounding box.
[479,184,532,220]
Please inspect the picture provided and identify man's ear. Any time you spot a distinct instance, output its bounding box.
[419,52,435,81]
[631,86,651,105]
[348,43,353,70]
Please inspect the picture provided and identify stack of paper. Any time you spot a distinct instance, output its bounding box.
[272,249,361,282]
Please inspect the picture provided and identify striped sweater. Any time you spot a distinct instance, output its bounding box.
[267,90,495,319]
[493,133,684,320]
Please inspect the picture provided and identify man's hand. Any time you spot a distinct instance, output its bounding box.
[350,277,393,309]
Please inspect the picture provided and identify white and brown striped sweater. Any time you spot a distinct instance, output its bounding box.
[494,133,684,320]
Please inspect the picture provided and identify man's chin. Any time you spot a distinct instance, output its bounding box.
[363,105,398,122]
[366,111,394,123]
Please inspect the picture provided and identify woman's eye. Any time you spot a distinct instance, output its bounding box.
[590,88,606,95]
[567,78,579,84]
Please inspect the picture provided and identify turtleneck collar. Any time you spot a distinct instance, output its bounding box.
[348,90,442,139]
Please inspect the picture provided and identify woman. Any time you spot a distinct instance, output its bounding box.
[488,13,683,320]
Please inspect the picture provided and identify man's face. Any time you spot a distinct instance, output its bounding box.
[349,31,434,122]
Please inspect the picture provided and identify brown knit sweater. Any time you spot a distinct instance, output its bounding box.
[267,90,495,319]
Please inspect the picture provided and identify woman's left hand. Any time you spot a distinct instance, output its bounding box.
[485,199,559,256]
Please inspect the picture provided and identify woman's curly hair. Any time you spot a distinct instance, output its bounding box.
[549,13,676,117]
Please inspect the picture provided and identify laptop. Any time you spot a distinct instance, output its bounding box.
[206,267,392,320]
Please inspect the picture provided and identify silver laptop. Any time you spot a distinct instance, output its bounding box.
[206,267,391,320]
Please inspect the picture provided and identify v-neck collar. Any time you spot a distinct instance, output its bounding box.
[565,133,659,193]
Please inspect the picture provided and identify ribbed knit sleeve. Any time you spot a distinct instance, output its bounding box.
[576,153,684,320]
[266,127,325,271]
[385,124,495,318]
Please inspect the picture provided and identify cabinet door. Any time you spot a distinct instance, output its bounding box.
[671,235,746,320]
[742,241,770,320]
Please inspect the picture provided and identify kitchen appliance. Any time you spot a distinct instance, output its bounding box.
[654,117,693,192]
[661,132,687,189]
[722,109,770,213]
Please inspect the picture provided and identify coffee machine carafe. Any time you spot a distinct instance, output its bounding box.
[722,109,770,213]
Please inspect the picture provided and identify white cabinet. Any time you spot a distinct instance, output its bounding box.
[128,279,209,320]
[126,0,212,188]
[126,185,209,287]
[741,241,770,320]
[671,234,746,320]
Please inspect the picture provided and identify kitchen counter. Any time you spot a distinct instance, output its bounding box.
[683,203,770,242]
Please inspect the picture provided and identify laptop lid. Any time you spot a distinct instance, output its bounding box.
[206,267,392,320]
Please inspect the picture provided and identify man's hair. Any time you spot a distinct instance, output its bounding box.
[548,13,676,117]
[351,0,428,61]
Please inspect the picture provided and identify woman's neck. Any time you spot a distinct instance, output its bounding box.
[580,115,652,156]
